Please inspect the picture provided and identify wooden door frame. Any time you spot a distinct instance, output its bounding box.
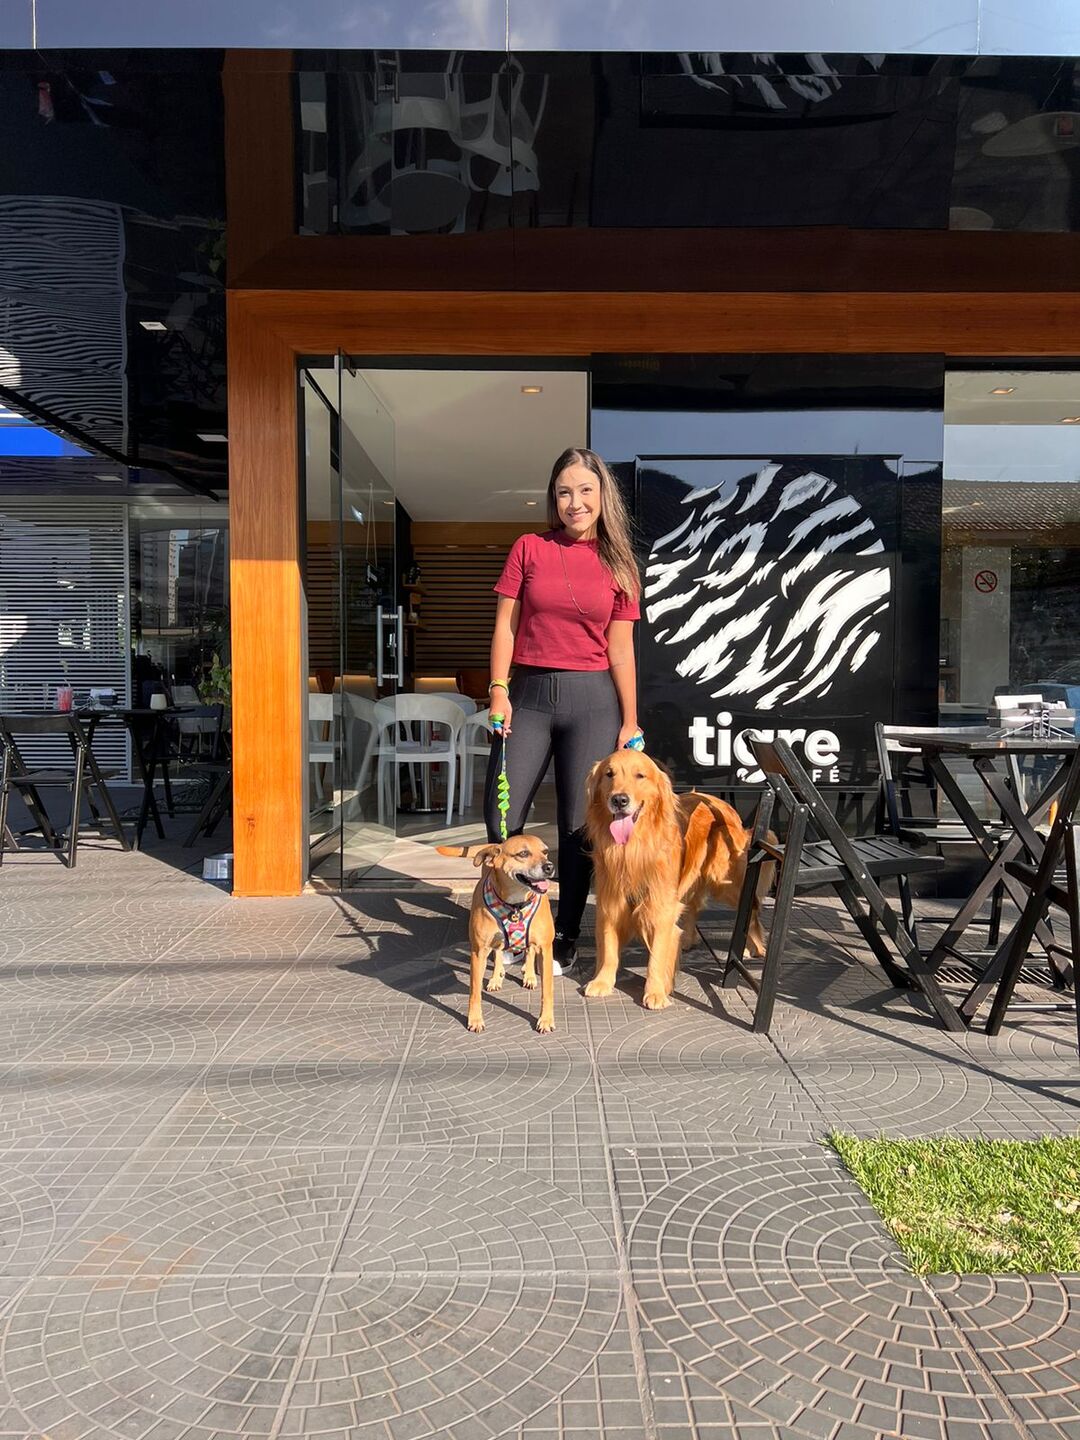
[227,286,1080,895]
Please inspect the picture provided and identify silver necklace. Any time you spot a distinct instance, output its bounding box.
[558,537,600,618]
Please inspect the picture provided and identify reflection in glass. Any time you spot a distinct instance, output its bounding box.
[129,504,230,705]
[941,370,1080,720]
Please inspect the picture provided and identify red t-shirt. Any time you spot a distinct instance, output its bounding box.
[494,530,640,671]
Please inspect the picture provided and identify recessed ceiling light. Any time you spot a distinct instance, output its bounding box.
[990,387,1015,395]
[524,499,538,506]
[521,385,543,395]
[139,320,167,332]
[382,499,394,505]
[1061,417,1080,423]
[196,432,228,443]
[445,544,459,549]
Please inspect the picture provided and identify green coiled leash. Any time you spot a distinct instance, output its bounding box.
[490,712,510,840]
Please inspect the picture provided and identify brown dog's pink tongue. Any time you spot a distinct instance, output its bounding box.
[609,815,635,846]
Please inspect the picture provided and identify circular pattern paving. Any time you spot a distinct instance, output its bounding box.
[633,1268,1001,1439]
[54,1159,360,1277]
[201,1061,396,1146]
[338,1153,617,1275]
[0,1173,57,1276]
[628,1151,906,1276]
[280,1270,618,1439]
[383,1028,593,1145]
[628,1156,1003,1438]
[931,1274,1080,1415]
[793,1061,1001,1136]
[5,1274,315,1440]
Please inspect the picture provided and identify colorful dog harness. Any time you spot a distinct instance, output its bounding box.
[482,869,542,959]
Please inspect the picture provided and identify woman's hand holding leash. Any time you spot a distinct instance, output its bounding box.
[617,723,645,751]
[489,679,512,735]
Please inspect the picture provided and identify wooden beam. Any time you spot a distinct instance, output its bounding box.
[234,288,1080,356]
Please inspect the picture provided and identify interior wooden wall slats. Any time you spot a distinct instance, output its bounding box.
[412,545,507,673]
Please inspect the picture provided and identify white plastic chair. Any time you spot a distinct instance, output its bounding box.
[308,691,337,806]
[374,695,466,826]
[459,707,494,813]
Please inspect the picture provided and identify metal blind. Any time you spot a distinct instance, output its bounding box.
[0,500,130,774]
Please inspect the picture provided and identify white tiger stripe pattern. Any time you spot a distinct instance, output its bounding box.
[645,463,891,709]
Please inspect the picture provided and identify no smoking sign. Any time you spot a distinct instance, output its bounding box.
[974,569,998,593]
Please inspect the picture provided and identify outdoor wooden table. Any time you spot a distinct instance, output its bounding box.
[898,727,1080,1025]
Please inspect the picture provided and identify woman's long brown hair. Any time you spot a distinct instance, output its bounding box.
[546,448,641,600]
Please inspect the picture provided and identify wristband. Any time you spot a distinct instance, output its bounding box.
[488,679,509,693]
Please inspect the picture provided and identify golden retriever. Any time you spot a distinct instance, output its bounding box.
[583,750,769,1009]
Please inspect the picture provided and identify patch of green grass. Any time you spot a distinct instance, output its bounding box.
[828,1132,1080,1274]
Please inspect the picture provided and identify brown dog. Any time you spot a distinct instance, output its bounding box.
[584,751,770,1009]
[437,836,556,1034]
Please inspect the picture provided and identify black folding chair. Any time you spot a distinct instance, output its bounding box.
[182,759,232,847]
[0,713,130,868]
[985,747,1080,1043]
[723,735,962,1034]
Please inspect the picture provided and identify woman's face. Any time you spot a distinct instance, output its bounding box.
[553,462,602,539]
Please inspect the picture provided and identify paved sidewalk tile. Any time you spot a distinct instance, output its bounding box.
[617,1147,909,1276]
[278,1273,622,1440]
[794,1059,1080,1139]
[336,1149,618,1275]
[601,1060,825,1146]
[48,1154,369,1279]
[2,1274,318,1439]
[3,858,1079,1440]
[931,1275,1080,1440]
[0,1064,199,1153]
[634,1269,1016,1440]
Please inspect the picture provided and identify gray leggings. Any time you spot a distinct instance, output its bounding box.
[485,666,621,940]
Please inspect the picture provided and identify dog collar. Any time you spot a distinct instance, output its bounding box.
[482,870,542,958]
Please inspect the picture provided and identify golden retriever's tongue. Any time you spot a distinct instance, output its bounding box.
[609,814,635,846]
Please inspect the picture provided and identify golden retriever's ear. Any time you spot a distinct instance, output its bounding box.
[678,802,714,899]
[472,844,502,868]
[584,758,606,809]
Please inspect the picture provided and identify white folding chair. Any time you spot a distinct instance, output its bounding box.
[374,695,465,826]
[459,707,494,813]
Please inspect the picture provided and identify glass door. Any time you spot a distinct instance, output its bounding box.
[338,360,401,884]
[300,357,399,887]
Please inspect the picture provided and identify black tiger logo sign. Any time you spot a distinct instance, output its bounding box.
[645,463,892,708]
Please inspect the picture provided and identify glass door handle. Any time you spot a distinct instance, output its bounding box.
[376,608,385,685]
[395,606,405,686]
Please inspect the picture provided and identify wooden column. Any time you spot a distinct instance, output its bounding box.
[227,299,304,895]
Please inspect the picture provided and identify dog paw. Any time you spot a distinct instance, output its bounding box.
[486,976,503,993]
[467,1015,486,1033]
[521,972,538,990]
[584,978,614,998]
[642,988,673,1010]
[536,1015,555,1034]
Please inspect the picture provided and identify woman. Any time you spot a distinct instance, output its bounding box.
[484,447,641,973]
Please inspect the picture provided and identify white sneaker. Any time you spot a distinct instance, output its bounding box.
[552,959,563,977]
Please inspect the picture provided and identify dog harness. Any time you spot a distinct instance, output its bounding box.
[482,870,542,958]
